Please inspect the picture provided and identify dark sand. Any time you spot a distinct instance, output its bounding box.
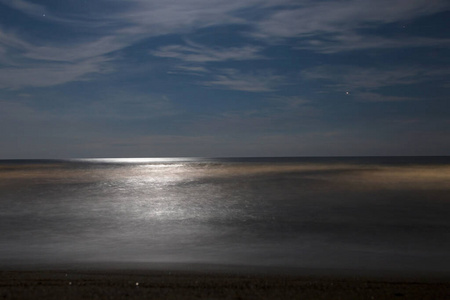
[1,266,449,300]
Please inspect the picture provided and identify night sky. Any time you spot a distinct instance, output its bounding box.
[1,0,449,158]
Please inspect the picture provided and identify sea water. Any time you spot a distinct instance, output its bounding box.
[0,157,449,274]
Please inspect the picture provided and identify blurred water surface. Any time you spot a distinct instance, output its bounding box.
[1,157,450,274]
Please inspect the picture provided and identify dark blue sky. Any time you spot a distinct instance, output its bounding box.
[0,0,449,158]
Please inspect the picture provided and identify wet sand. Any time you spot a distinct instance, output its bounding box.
[1,268,449,300]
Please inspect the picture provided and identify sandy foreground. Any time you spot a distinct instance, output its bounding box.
[1,266,450,300]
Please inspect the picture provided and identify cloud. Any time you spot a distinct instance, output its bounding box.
[253,0,450,51]
[203,69,284,92]
[0,0,264,88]
[1,0,449,89]
[303,65,450,90]
[254,0,450,38]
[298,34,450,54]
[0,55,113,89]
[0,0,45,17]
[269,95,311,108]
[173,65,210,75]
[151,41,263,63]
[301,65,450,102]
[354,92,414,102]
[113,0,253,35]
[0,28,32,66]
[0,27,121,88]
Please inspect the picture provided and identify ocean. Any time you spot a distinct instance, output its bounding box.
[1,157,449,275]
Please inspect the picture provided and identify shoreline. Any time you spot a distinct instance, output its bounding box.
[1,265,450,299]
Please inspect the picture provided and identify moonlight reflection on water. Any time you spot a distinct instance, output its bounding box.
[0,157,449,275]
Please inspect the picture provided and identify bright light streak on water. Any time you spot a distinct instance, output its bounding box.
[74,157,199,163]
[0,157,450,274]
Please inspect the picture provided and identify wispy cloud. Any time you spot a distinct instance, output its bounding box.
[299,34,450,54]
[303,65,450,89]
[0,27,120,88]
[1,0,449,89]
[302,65,450,101]
[257,0,450,38]
[0,55,113,89]
[354,92,414,102]
[0,0,262,88]
[0,28,33,66]
[255,0,450,38]
[151,41,263,63]
[0,0,45,17]
[253,0,450,52]
[174,65,210,75]
[270,96,311,108]
[203,69,284,92]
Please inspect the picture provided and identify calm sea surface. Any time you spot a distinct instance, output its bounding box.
[1,157,449,274]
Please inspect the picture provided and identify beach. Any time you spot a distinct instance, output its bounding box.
[1,267,450,300]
